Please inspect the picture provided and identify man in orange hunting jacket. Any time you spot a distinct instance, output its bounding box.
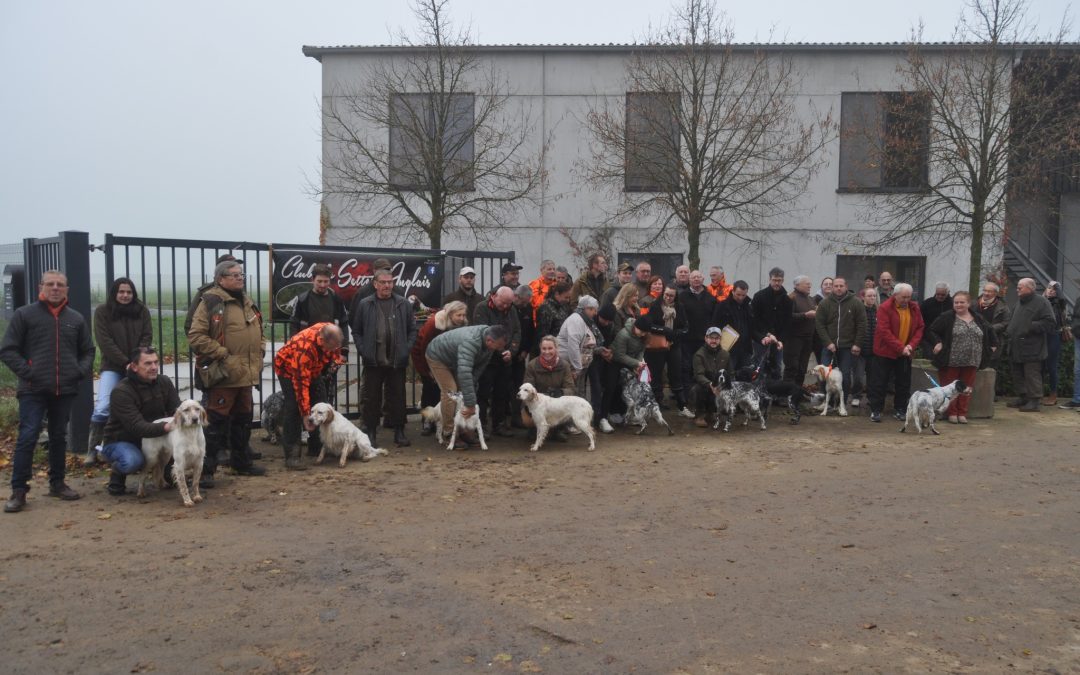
[273,322,344,469]
[706,265,732,302]
[528,259,558,320]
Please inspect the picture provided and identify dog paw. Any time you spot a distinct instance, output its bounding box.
[183,500,194,507]
[839,410,848,417]
[193,495,203,503]
[529,445,539,452]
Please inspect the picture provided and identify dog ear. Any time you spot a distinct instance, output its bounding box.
[326,407,335,423]
[198,405,208,427]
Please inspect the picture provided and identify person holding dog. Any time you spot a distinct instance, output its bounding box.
[868,282,923,423]
[927,291,997,424]
[425,324,511,448]
[525,335,577,443]
[692,327,732,428]
[100,347,181,496]
[411,301,469,435]
[273,323,345,469]
[1,270,95,512]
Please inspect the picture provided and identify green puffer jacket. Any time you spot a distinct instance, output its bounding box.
[612,323,646,370]
[187,286,265,388]
[425,324,495,407]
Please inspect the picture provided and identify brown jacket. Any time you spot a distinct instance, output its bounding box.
[187,286,265,387]
[524,357,574,396]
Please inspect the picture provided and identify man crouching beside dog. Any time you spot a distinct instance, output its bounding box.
[273,323,344,470]
[692,326,731,428]
[101,347,180,496]
[425,324,510,449]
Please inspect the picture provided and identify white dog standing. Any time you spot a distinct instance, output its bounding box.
[139,399,207,507]
[517,383,596,452]
[421,391,487,451]
[812,364,847,417]
[901,380,968,435]
[307,402,387,467]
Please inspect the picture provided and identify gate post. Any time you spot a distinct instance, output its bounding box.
[59,231,93,457]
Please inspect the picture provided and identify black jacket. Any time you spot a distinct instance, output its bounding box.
[102,372,181,445]
[750,286,792,341]
[677,287,718,341]
[94,302,153,373]
[0,300,95,396]
[290,289,349,351]
[350,294,418,368]
[443,286,484,319]
[927,311,997,370]
[646,298,688,341]
[474,298,522,354]
[712,296,754,358]
[919,295,953,353]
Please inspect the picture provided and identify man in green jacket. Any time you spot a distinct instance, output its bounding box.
[814,277,867,397]
[425,324,510,441]
[692,327,731,427]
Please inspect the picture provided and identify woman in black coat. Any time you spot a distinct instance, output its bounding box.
[926,291,997,423]
[644,285,691,416]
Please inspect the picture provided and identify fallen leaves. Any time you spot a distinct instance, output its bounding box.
[97,513,112,520]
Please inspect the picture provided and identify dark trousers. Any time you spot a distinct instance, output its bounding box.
[869,355,912,415]
[419,374,441,409]
[203,386,255,475]
[1010,360,1043,400]
[783,333,814,386]
[729,348,753,373]
[582,360,604,424]
[602,360,626,417]
[681,339,703,393]
[11,393,75,492]
[278,374,326,457]
[477,357,512,428]
[692,383,716,415]
[1043,332,1062,393]
[360,365,406,430]
[645,345,685,406]
[510,356,527,422]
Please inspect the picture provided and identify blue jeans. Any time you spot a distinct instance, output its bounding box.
[100,441,146,475]
[1043,331,1062,394]
[91,370,124,424]
[11,393,75,491]
[820,347,854,396]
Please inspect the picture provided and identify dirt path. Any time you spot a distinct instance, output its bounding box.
[1,406,1079,673]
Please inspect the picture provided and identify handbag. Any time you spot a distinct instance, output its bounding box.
[644,332,671,351]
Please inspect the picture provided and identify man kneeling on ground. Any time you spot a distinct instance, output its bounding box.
[273,323,344,469]
[101,347,180,496]
[692,326,731,428]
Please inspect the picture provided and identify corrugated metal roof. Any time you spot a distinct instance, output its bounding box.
[302,41,1078,60]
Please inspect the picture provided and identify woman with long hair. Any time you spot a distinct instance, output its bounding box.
[85,277,152,465]
[612,284,641,328]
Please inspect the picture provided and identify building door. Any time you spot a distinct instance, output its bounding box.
[836,255,926,299]
[617,252,684,286]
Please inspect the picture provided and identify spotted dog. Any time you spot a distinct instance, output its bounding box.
[901,379,968,435]
[260,391,285,444]
[713,370,766,432]
[619,369,673,435]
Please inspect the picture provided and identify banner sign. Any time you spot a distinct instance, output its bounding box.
[270,246,443,321]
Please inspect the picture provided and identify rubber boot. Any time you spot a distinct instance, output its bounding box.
[229,414,266,476]
[107,470,127,496]
[283,444,307,471]
[201,418,228,489]
[393,426,410,447]
[362,427,377,447]
[306,427,322,457]
[83,421,105,467]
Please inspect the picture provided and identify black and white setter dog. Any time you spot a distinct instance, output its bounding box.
[619,369,674,435]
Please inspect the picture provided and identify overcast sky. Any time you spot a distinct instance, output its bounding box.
[0,0,1071,249]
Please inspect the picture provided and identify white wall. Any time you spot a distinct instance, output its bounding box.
[317,47,986,294]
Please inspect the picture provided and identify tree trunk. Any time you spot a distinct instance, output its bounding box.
[968,217,984,296]
[687,219,702,272]
[429,221,442,249]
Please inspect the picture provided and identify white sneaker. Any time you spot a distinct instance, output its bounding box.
[678,407,695,418]
[599,419,614,433]
[850,397,860,407]
[608,414,624,425]
[567,426,582,435]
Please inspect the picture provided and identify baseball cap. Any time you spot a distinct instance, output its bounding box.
[705,326,723,337]
[501,262,523,274]
[618,262,633,272]
[459,266,476,276]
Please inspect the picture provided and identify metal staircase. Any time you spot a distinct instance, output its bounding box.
[1003,227,1076,312]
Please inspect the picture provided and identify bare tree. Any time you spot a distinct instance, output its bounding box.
[581,0,833,271]
[842,0,1079,294]
[318,0,547,249]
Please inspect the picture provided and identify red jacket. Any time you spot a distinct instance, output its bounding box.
[873,297,925,359]
[410,308,458,378]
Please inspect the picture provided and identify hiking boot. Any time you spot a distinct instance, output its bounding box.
[493,423,515,437]
[362,428,377,447]
[106,471,127,496]
[1019,400,1040,412]
[1006,398,1028,408]
[551,428,569,443]
[284,456,308,471]
[83,421,106,467]
[892,411,905,422]
[694,416,708,428]
[1041,394,1058,406]
[4,489,27,513]
[421,422,436,436]
[393,427,411,447]
[870,412,882,423]
[47,483,80,501]
[233,464,267,476]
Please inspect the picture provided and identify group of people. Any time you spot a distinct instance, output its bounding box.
[1,255,1075,513]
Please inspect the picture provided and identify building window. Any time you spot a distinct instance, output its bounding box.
[836,254,926,300]
[389,93,475,191]
[838,92,929,192]
[625,92,681,192]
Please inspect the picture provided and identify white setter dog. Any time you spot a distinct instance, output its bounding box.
[812,364,847,417]
[901,380,968,435]
[420,391,487,451]
[139,399,207,507]
[517,383,596,452]
[306,402,387,467]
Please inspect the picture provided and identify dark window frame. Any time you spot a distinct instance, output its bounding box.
[389,92,476,192]
[835,254,926,300]
[624,91,681,193]
[837,91,930,194]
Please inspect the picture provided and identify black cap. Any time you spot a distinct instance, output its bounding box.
[597,303,616,322]
[634,315,652,332]
[501,262,523,274]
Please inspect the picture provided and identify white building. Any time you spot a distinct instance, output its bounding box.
[304,43,1078,300]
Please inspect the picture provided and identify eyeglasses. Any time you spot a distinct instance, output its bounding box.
[222,273,244,279]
